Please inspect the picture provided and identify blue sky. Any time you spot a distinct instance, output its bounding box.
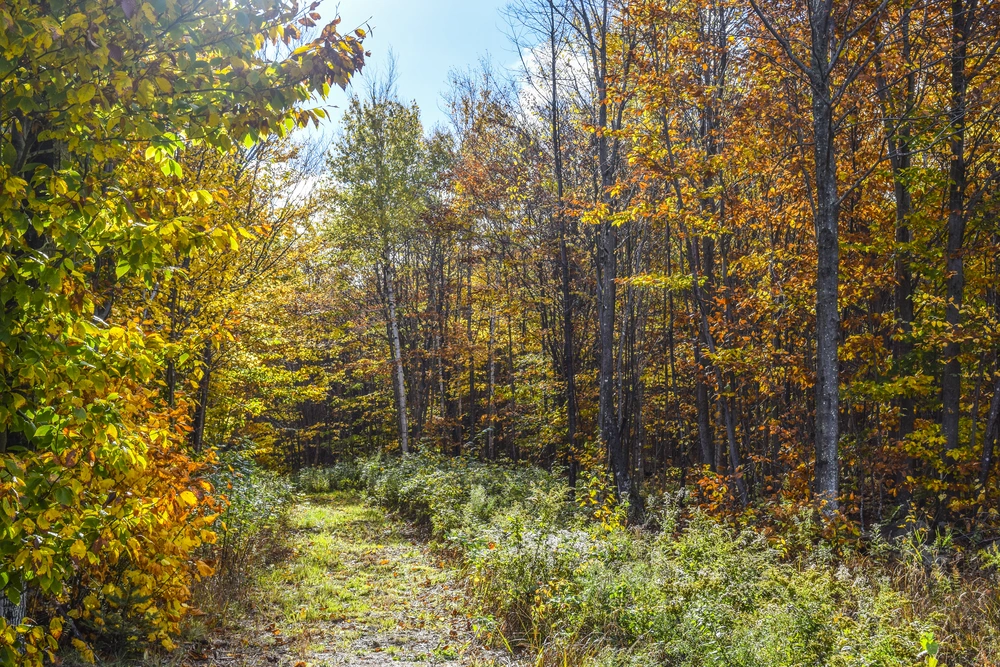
[326,0,515,130]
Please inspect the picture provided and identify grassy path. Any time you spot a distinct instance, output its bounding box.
[186,492,505,667]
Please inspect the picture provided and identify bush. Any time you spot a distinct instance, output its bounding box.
[196,453,294,617]
[362,455,934,666]
[3,427,223,664]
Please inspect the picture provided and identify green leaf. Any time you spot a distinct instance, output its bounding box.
[54,486,74,506]
[5,582,21,606]
[4,458,23,478]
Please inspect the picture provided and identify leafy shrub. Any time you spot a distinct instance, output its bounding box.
[363,455,934,666]
[360,453,574,536]
[197,454,294,616]
[1,401,222,664]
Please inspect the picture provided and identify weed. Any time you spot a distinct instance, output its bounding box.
[364,455,943,666]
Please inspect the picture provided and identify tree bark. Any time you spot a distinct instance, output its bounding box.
[695,340,715,469]
[487,307,496,460]
[548,0,579,483]
[189,339,213,452]
[979,374,1000,487]
[808,0,841,513]
[875,17,917,444]
[385,266,410,454]
[569,0,641,519]
[942,0,969,455]
[749,0,851,515]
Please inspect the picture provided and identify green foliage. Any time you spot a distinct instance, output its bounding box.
[0,0,365,659]
[296,462,365,493]
[360,454,572,536]
[363,456,933,666]
[196,454,294,617]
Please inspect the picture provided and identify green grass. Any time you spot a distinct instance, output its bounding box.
[64,489,504,666]
[246,490,497,664]
[263,492,453,635]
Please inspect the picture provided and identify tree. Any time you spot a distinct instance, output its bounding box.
[747,0,889,513]
[0,0,365,657]
[327,72,433,455]
[558,0,644,520]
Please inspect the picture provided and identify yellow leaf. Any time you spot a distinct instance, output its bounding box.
[179,490,198,506]
[71,638,94,663]
[70,540,87,560]
[195,560,214,577]
[77,83,97,104]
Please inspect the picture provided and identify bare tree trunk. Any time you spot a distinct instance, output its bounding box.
[750,0,851,516]
[386,268,410,454]
[507,309,518,461]
[567,0,641,521]
[695,340,715,468]
[550,0,579,485]
[979,372,1000,487]
[487,307,496,460]
[875,17,917,444]
[808,0,841,513]
[942,0,969,456]
[720,385,748,506]
[466,257,476,447]
[982,246,1000,487]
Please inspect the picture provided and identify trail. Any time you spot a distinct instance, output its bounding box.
[186,493,507,667]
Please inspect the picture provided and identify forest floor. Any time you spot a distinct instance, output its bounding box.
[172,493,514,667]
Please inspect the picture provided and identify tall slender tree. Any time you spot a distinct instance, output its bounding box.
[327,69,431,454]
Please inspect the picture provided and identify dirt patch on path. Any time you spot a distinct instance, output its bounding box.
[181,493,514,667]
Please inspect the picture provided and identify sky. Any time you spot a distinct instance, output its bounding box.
[326,0,516,131]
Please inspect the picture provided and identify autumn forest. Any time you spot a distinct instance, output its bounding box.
[4,0,1000,663]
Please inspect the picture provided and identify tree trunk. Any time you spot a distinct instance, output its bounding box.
[809,2,841,513]
[695,340,715,469]
[978,372,1000,487]
[875,28,916,444]
[466,258,476,447]
[942,0,969,455]
[386,269,410,454]
[547,0,579,486]
[487,307,496,460]
[190,338,213,452]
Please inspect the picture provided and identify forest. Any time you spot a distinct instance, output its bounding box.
[2,0,1000,663]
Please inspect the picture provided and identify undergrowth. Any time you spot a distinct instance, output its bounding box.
[195,453,295,620]
[334,454,1000,666]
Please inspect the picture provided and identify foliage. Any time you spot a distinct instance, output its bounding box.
[8,0,1000,658]
[296,462,365,493]
[197,454,294,617]
[0,0,365,659]
[364,455,950,666]
[360,454,573,536]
